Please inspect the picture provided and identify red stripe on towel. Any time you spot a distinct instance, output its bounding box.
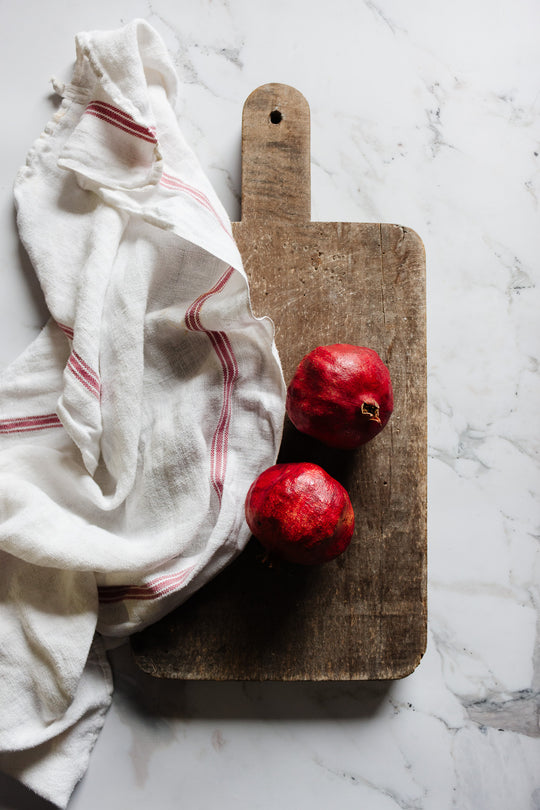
[185,267,239,501]
[98,566,195,603]
[159,171,232,238]
[84,100,158,144]
[67,351,101,399]
[0,413,63,434]
[57,322,74,340]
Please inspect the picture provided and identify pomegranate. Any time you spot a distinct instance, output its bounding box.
[286,344,393,449]
[245,462,354,565]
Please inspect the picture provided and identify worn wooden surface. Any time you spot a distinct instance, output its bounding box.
[132,83,427,680]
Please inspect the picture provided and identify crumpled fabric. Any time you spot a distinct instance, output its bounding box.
[0,19,285,808]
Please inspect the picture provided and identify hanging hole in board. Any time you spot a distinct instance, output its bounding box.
[269,109,282,124]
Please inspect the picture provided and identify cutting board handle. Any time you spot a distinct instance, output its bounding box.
[239,83,311,223]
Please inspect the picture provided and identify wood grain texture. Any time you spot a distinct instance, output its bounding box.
[132,84,427,680]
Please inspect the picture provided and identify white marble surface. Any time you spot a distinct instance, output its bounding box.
[1,0,539,808]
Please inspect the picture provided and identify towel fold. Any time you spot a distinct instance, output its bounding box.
[0,19,285,807]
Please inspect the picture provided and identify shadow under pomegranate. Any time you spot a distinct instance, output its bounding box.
[277,416,360,490]
[132,533,332,677]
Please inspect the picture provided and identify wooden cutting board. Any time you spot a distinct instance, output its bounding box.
[132,84,427,680]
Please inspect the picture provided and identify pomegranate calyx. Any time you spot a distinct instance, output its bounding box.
[360,401,381,423]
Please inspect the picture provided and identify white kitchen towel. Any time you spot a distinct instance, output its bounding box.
[0,19,285,807]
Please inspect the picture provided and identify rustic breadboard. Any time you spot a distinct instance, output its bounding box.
[132,83,427,680]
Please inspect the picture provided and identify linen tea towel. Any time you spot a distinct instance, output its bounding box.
[0,19,285,808]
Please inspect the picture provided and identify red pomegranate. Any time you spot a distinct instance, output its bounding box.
[245,462,355,565]
[286,344,393,449]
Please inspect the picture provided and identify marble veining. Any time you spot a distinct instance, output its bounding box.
[0,0,539,808]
